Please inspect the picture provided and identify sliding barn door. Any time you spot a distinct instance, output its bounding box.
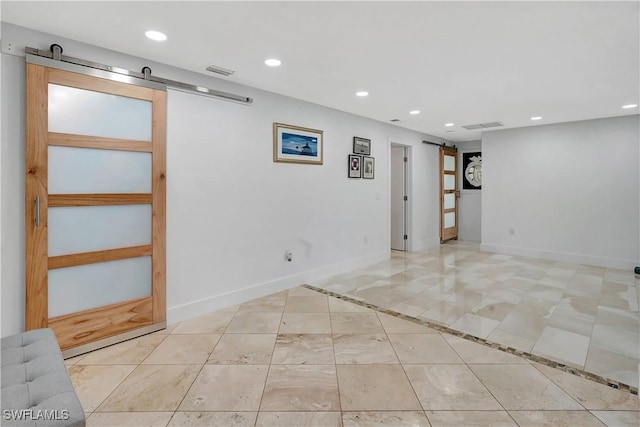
[26,63,166,356]
[440,147,458,242]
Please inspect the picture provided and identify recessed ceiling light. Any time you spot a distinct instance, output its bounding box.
[265,58,281,67]
[622,104,638,109]
[445,123,455,127]
[409,110,420,115]
[531,116,543,121]
[356,91,369,97]
[145,30,167,41]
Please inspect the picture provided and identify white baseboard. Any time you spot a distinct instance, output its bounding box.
[480,243,638,271]
[411,237,440,252]
[167,250,390,325]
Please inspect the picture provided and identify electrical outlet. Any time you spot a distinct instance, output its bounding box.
[509,228,515,235]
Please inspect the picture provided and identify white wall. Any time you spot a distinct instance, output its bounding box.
[1,52,25,337]
[165,90,440,322]
[0,23,442,335]
[482,116,640,269]
[457,139,482,242]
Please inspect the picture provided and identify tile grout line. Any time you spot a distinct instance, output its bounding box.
[253,295,286,424]
[165,309,236,425]
[464,369,522,427]
[378,310,436,424]
[78,328,173,419]
[326,294,344,423]
[527,363,598,412]
[303,284,639,396]
[443,332,516,420]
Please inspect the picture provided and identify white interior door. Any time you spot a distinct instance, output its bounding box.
[390,145,407,250]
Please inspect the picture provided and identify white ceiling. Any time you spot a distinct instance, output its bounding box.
[3,1,639,141]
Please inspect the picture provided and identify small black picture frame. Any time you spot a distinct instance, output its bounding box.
[348,154,362,178]
[353,137,371,156]
[362,156,375,179]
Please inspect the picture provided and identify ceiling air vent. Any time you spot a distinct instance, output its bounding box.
[390,119,402,122]
[206,64,235,77]
[462,121,504,130]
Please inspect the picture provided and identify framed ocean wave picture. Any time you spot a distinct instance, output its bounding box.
[273,122,323,165]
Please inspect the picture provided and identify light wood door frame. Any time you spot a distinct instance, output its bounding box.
[440,147,458,242]
[26,63,166,355]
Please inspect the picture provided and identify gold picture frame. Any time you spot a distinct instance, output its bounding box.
[273,122,323,165]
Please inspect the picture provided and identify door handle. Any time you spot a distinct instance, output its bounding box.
[456,190,460,199]
[35,196,40,227]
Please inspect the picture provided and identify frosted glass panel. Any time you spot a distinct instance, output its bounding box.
[49,84,152,141]
[49,146,151,194]
[444,174,455,190]
[444,193,456,209]
[49,205,151,256]
[444,155,456,171]
[444,212,456,228]
[48,256,151,317]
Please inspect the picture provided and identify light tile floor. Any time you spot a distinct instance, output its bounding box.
[67,285,640,426]
[313,241,640,389]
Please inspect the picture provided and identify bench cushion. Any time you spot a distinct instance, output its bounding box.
[1,329,85,426]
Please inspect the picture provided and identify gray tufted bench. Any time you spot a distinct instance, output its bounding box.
[1,328,85,426]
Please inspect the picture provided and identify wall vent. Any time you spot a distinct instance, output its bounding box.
[462,121,504,130]
[206,64,235,77]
